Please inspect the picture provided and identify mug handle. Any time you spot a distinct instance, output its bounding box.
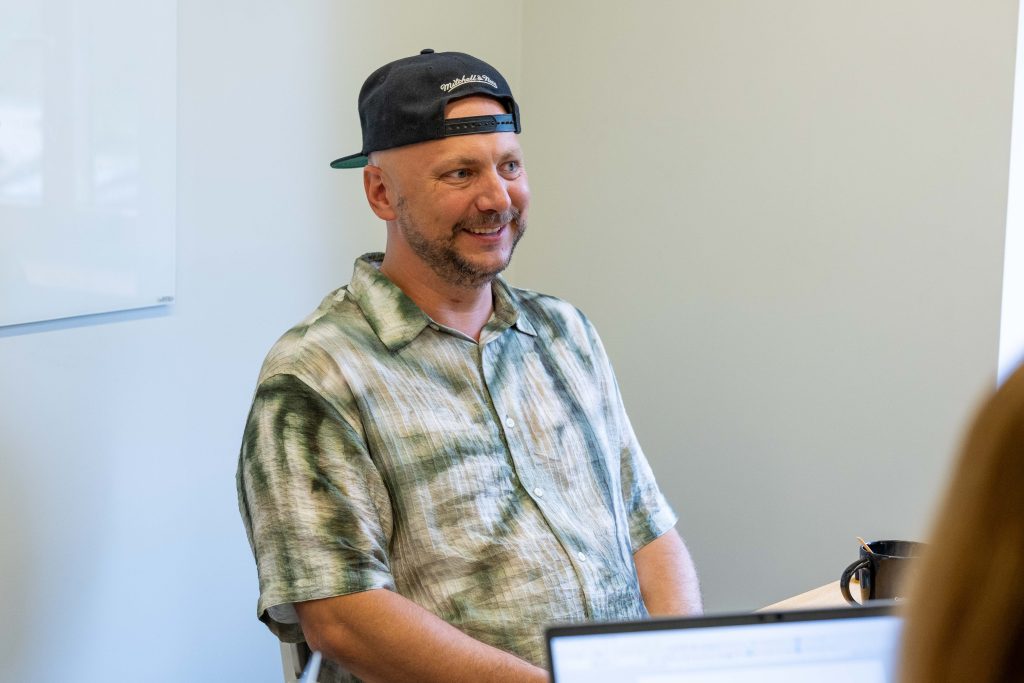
[840,558,870,605]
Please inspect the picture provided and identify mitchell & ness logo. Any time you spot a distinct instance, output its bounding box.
[439,74,498,93]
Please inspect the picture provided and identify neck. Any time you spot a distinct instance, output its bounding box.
[379,254,494,341]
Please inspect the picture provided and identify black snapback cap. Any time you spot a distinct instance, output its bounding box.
[331,49,521,169]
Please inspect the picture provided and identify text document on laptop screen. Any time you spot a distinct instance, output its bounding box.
[549,613,902,683]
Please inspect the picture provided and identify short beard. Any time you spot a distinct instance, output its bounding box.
[396,199,526,289]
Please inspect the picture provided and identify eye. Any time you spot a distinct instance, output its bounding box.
[502,160,522,175]
[443,168,471,181]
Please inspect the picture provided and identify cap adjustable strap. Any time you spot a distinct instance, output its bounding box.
[444,114,517,137]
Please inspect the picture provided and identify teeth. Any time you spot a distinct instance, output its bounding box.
[467,225,503,235]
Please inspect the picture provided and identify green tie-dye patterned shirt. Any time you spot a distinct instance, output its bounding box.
[237,253,676,674]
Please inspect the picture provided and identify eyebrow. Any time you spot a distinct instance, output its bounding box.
[441,156,481,168]
[434,149,523,170]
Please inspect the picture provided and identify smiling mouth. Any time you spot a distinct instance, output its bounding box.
[464,224,506,235]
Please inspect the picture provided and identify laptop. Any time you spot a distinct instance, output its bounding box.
[546,604,901,683]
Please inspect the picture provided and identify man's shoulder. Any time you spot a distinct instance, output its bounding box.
[504,284,615,380]
[505,283,597,337]
[257,285,372,384]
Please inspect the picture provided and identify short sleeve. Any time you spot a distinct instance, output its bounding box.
[615,403,678,550]
[237,373,394,641]
[584,319,678,551]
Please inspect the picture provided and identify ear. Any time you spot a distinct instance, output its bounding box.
[364,165,398,221]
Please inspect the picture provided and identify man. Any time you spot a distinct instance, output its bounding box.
[237,50,701,683]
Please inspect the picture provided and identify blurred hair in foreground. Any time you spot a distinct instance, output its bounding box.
[899,361,1024,682]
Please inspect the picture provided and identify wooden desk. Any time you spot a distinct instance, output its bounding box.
[759,580,860,611]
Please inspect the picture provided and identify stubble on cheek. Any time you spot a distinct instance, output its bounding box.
[396,197,527,288]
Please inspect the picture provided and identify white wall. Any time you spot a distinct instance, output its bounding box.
[1002,0,1024,381]
[513,0,1015,610]
[0,2,522,681]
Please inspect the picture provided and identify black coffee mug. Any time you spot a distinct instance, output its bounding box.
[840,539,925,604]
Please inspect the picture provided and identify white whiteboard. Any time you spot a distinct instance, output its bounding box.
[0,0,176,327]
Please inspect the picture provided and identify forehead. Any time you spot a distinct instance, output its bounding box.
[377,95,522,174]
[426,130,523,166]
[432,96,521,162]
[389,105,522,171]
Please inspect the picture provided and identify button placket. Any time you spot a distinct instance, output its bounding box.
[480,338,534,502]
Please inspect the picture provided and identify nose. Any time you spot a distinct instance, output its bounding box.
[475,168,512,215]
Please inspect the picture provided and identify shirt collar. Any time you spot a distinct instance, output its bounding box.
[490,276,537,339]
[348,253,537,352]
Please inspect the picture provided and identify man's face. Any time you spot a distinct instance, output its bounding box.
[373,96,530,289]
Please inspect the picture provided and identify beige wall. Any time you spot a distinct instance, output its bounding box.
[513,0,1015,610]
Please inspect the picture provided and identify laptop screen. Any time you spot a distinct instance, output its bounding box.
[547,605,901,683]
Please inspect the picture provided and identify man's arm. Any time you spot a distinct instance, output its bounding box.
[295,588,548,683]
[633,528,703,616]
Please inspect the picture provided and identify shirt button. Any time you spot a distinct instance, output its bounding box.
[505,417,515,429]
[534,487,544,498]
[577,552,587,562]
